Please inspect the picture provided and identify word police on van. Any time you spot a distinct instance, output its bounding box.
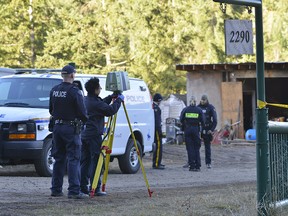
[0,68,154,177]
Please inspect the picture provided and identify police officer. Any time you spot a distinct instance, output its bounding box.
[180,96,204,172]
[80,77,124,196]
[49,64,88,199]
[197,94,217,169]
[152,93,165,169]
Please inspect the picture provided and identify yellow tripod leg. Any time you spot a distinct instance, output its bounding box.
[90,147,105,197]
[122,101,153,197]
[101,113,117,192]
[90,115,113,197]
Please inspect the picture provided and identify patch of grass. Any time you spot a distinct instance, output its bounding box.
[4,183,288,216]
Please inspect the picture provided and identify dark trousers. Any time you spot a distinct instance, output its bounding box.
[51,124,81,195]
[80,135,102,193]
[184,126,201,169]
[153,130,163,167]
[202,134,212,165]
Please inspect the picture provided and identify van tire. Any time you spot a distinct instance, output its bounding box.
[118,139,142,174]
[34,138,54,177]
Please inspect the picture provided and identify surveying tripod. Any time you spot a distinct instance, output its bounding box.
[90,100,153,197]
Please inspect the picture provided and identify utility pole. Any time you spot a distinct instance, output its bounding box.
[212,1,268,215]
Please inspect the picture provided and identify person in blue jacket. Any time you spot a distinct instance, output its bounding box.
[49,64,88,199]
[197,94,217,169]
[80,77,124,196]
[180,96,204,171]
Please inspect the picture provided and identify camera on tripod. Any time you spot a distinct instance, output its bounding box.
[105,71,130,93]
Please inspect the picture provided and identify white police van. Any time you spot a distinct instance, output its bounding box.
[0,69,154,176]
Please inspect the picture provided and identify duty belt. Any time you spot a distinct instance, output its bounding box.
[187,123,199,127]
[54,119,75,125]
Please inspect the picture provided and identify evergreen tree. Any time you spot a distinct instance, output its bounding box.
[0,0,59,67]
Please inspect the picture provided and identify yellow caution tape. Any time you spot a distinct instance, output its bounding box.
[258,100,288,109]
[257,100,267,109]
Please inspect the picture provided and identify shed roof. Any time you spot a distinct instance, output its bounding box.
[176,62,288,72]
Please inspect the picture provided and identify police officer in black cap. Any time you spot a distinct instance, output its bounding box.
[197,94,217,169]
[80,77,124,196]
[49,64,88,199]
[152,93,165,169]
[180,96,204,171]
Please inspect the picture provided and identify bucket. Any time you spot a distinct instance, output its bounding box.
[245,129,256,141]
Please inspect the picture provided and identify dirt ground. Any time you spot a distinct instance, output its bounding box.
[0,142,259,216]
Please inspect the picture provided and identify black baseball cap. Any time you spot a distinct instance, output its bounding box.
[61,65,76,74]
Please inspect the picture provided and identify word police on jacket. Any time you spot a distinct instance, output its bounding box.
[53,91,67,98]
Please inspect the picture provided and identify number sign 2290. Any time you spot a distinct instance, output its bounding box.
[229,30,250,43]
[225,20,253,55]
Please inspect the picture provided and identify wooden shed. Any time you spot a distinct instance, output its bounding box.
[176,62,288,139]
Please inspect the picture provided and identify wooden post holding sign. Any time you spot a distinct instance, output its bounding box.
[224,19,253,55]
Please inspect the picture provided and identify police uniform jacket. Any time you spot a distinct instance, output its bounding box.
[81,94,122,138]
[197,103,217,132]
[180,105,204,130]
[49,82,88,123]
[153,102,162,134]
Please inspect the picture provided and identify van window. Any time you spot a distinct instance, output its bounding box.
[0,78,61,108]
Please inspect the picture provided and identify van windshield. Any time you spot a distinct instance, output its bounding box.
[0,78,61,108]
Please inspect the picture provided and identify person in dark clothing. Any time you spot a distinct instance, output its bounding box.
[80,77,123,196]
[152,93,165,169]
[197,94,217,169]
[49,64,88,199]
[180,96,204,172]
